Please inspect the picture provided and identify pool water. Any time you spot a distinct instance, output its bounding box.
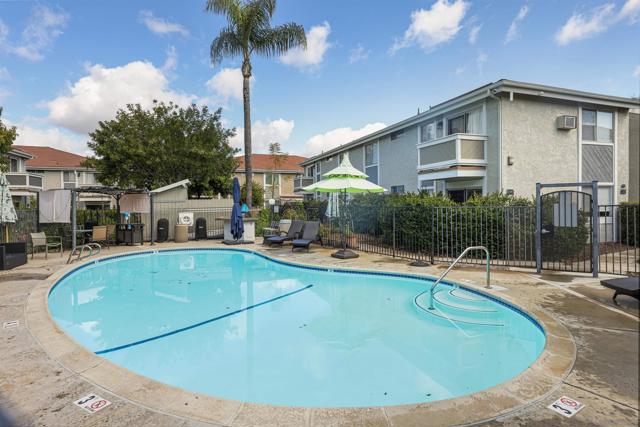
[48,249,545,407]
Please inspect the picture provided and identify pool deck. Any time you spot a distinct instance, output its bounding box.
[1,240,638,426]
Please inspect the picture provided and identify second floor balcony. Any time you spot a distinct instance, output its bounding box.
[293,176,315,192]
[6,172,43,191]
[417,134,487,172]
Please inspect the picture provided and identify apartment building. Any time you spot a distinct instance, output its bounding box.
[234,154,307,202]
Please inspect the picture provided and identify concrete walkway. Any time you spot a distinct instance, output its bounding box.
[0,241,637,426]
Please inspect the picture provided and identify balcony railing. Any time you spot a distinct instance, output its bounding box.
[6,172,43,189]
[417,134,487,171]
[293,176,315,192]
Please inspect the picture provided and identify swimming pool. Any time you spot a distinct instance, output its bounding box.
[48,249,545,408]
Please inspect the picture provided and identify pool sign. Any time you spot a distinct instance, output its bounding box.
[74,394,111,413]
[548,396,585,418]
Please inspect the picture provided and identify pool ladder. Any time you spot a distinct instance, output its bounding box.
[428,246,491,310]
[67,243,102,264]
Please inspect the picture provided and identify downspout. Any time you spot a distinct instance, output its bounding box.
[488,89,502,193]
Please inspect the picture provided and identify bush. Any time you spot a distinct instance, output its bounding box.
[240,181,264,207]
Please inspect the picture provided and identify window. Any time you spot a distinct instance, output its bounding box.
[448,114,465,135]
[9,158,19,172]
[420,122,436,142]
[84,172,98,185]
[264,173,280,188]
[420,179,436,195]
[63,171,77,189]
[315,163,321,183]
[364,142,379,184]
[435,120,444,138]
[465,107,483,134]
[582,109,613,142]
[447,188,481,203]
[390,129,404,141]
[306,165,315,178]
[30,170,45,175]
[390,185,405,194]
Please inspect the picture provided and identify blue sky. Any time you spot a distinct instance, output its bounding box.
[1,0,639,156]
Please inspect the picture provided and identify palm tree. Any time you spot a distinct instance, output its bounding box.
[267,142,288,200]
[207,0,306,208]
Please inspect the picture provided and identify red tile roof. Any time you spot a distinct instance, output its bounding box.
[11,145,88,169]
[235,154,306,173]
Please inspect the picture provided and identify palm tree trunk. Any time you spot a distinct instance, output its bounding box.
[242,70,253,209]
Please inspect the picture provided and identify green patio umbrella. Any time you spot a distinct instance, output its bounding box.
[303,153,385,259]
[0,173,17,242]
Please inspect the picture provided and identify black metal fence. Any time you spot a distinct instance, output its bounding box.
[317,202,638,276]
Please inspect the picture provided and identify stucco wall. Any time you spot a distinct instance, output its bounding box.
[629,112,639,202]
[616,112,630,203]
[484,98,501,194]
[501,95,579,197]
[41,171,62,190]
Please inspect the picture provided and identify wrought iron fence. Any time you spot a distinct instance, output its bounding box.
[598,204,639,275]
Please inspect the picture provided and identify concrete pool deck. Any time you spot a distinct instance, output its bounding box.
[1,241,638,426]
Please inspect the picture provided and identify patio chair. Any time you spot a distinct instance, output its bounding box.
[89,226,110,249]
[30,232,63,259]
[265,220,303,247]
[292,221,323,252]
[600,277,639,304]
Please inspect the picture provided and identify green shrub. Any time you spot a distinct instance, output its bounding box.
[619,202,639,247]
[240,181,264,207]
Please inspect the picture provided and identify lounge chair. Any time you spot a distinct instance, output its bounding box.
[30,232,63,259]
[600,277,639,304]
[291,221,323,252]
[266,220,303,246]
[89,226,110,249]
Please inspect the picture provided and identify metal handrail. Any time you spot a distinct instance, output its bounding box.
[67,243,102,264]
[428,246,490,310]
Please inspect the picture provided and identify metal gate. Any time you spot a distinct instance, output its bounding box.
[536,182,599,277]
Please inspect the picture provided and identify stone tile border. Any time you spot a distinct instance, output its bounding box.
[25,245,576,427]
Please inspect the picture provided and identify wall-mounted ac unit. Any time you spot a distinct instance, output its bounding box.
[556,115,577,130]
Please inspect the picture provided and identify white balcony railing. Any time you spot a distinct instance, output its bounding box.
[417,134,487,171]
[294,176,315,192]
[6,172,43,189]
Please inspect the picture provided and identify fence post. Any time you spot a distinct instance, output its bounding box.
[591,180,599,278]
[71,191,77,250]
[535,183,541,274]
[149,192,155,246]
[392,208,396,258]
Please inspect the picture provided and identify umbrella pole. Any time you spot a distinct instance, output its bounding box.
[331,189,358,259]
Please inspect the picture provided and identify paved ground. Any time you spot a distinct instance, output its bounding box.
[0,241,638,426]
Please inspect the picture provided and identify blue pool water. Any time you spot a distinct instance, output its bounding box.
[48,249,545,407]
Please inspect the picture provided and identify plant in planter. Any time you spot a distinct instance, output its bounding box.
[344,225,358,249]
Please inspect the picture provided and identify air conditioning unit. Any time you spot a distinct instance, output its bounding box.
[177,212,194,226]
[556,115,577,130]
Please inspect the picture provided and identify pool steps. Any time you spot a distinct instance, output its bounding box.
[414,287,504,327]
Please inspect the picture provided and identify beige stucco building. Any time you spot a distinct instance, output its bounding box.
[234,154,307,203]
[299,80,639,204]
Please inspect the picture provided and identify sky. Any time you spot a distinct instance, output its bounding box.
[0,0,639,158]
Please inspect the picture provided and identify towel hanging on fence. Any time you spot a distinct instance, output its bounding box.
[119,194,150,213]
[39,190,71,223]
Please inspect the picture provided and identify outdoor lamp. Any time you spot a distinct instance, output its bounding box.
[268,199,276,206]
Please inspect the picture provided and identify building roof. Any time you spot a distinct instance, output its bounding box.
[151,179,191,194]
[235,154,306,173]
[11,145,89,169]
[300,79,640,165]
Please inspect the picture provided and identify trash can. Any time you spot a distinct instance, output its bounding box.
[195,218,207,240]
[157,218,169,242]
[175,224,188,243]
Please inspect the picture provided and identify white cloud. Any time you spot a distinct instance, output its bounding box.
[12,123,88,155]
[391,0,469,53]
[280,22,331,69]
[46,61,199,134]
[455,66,466,75]
[619,0,640,22]
[505,5,529,43]
[230,119,295,153]
[162,45,178,73]
[555,3,616,45]
[634,65,640,78]
[304,122,387,157]
[348,44,370,64]
[476,51,488,73]
[138,10,189,37]
[1,5,68,61]
[206,67,254,102]
[468,24,482,44]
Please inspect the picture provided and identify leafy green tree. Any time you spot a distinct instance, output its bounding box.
[86,102,238,197]
[241,180,264,207]
[0,108,18,172]
[207,0,306,208]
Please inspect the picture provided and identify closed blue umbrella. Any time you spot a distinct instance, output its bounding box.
[230,177,244,240]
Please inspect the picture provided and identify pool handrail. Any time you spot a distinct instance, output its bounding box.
[429,246,491,310]
[67,243,101,264]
